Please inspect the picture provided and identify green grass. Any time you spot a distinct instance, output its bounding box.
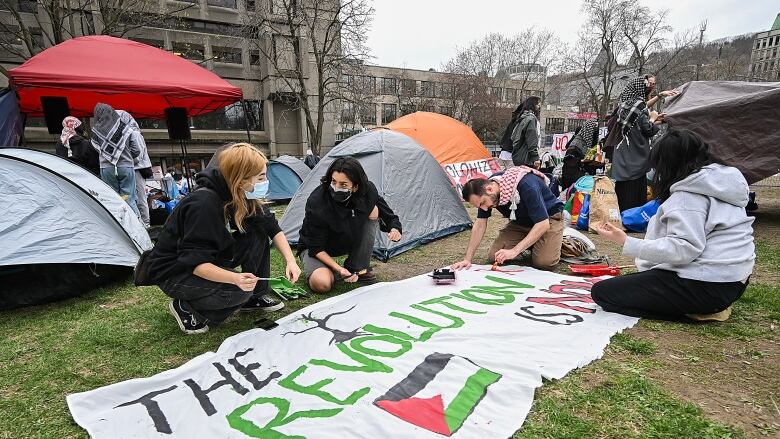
[515,360,745,439]
[611,333,659,355]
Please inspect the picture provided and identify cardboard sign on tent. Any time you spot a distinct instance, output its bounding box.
[385,112,501,194]
[267,155,311,201]
[8,36,243,118]
[0,148,152,309]
[280,130,472,261]
[663,81,780,184]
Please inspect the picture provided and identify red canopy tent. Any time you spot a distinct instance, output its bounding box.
[8,35,243,118]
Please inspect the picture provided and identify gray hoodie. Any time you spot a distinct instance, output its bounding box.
[622,164,755,282]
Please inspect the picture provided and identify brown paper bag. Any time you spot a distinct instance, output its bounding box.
[588,176,623,232]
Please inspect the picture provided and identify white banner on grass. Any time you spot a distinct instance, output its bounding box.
[67,266,637,438]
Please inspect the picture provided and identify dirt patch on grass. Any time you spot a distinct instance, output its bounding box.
[623,325,780,437]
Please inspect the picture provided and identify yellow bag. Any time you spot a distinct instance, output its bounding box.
[588,176,622,232]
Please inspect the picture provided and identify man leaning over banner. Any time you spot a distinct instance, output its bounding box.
[451,166,564,271]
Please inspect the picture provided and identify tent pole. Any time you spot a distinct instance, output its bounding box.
[241,99,252,144]
[180,139,193,192]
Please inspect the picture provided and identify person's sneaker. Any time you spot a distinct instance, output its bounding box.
[686,306,732,322]
[168,299,209,334]
[241,294,285,312]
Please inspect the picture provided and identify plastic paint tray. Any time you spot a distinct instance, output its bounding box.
[569,264,623,276]
[269,277,308,300]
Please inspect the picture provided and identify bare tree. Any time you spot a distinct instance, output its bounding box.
[0,0,194,78]
[620,5,672,75]
[577,0,628,118]
[244,0,373,156]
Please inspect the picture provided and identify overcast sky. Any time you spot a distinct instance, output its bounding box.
[366,0,777,70]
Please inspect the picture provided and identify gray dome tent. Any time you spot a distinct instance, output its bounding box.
[280,130,472,261]
[267,155,311,201]
[0,148,152,309]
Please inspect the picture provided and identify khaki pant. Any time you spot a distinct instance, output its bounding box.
[487,212,564,271]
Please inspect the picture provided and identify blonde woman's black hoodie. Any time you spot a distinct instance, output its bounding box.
[147,167,281,282]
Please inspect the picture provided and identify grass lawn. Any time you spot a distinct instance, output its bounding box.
[1,193,778,438]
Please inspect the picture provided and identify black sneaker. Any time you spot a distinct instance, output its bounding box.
[241,294,285,312]
[168,299,209,334]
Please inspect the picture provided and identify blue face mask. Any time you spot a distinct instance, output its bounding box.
[245,180,269,199]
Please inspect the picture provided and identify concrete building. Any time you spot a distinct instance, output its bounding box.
[748,13,780,82]
[0,0,336,171]
[335,64,545,143]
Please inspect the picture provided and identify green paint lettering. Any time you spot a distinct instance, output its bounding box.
[226,396,341,439]
[309,342,392,373]
[419,295,486,314]
[278,365,369,405]
[451,288,516,305]
[349,334,412,358]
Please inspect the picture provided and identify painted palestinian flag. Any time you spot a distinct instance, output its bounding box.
[373,353,501,436]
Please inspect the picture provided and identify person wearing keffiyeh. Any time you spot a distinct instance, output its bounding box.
[91,103,141,216]
[611,76,670,212]
[451,166,564,272]
[54,116,100,176]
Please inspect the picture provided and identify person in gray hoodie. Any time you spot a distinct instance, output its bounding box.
[591,128,754,322]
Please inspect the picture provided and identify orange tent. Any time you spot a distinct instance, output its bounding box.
[385,112,500,193]
[385,111,491,164]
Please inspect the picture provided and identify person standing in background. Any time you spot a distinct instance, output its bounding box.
[118,110,152,227]
[91,103,140,215]
[55,116,99,176]
[511,96,542,169]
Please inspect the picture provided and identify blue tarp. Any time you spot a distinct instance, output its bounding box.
[0,89,24,146]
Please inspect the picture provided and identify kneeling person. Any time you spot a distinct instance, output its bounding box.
[452,166,564,271]
[146,143,300,334]
[298,157,402,293]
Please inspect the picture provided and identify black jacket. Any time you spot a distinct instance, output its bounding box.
[298,181,402,258]
[55,134,100,176]
[147,167,282,282]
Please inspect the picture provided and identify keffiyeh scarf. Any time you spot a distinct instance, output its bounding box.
[60,116,81,157]
[491,165,549,220]
[91,103,132,166]
[616,77,649,147]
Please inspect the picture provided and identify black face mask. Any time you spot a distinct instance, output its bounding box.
[329,185,352,203]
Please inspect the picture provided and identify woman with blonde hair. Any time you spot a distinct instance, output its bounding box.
[146,143,300,334]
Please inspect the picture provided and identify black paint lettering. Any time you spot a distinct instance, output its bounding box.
[228,348,282,391]
[515,306,584,325]
[115,385,178,434]
[184,362,248,416]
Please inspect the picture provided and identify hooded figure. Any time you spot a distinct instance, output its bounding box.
[117,110,153,227]
[591,129,754,322]
[611,77,661,212]
[91,103,141,215]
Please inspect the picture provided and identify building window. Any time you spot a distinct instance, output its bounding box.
[212,46,243,64]
[130,38,164,49]
[380,77,397,95]
[360,104,376,125]
[250,50,261,65]
[505,88,517,103]
[490,87,503,100]
[382,103,397,124]
[438,106,453,117]
[273,34,297,71]
[19,0,37,13]
[172,42,204,61]
[437,82,454,98]
[420,81,434,97]
[192,100,264,131]
[30,27,44,50]
[354,75,375,93]
[208,0,237,7]
[342,74,353,85]
[401,104,415,116]
[567,119,584,132]
[400,79,416,96]
[0,25,20,46]
[341,102,355,124]
[419,103,434,112]
[545,117,565,133]
[246,0,256,11]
